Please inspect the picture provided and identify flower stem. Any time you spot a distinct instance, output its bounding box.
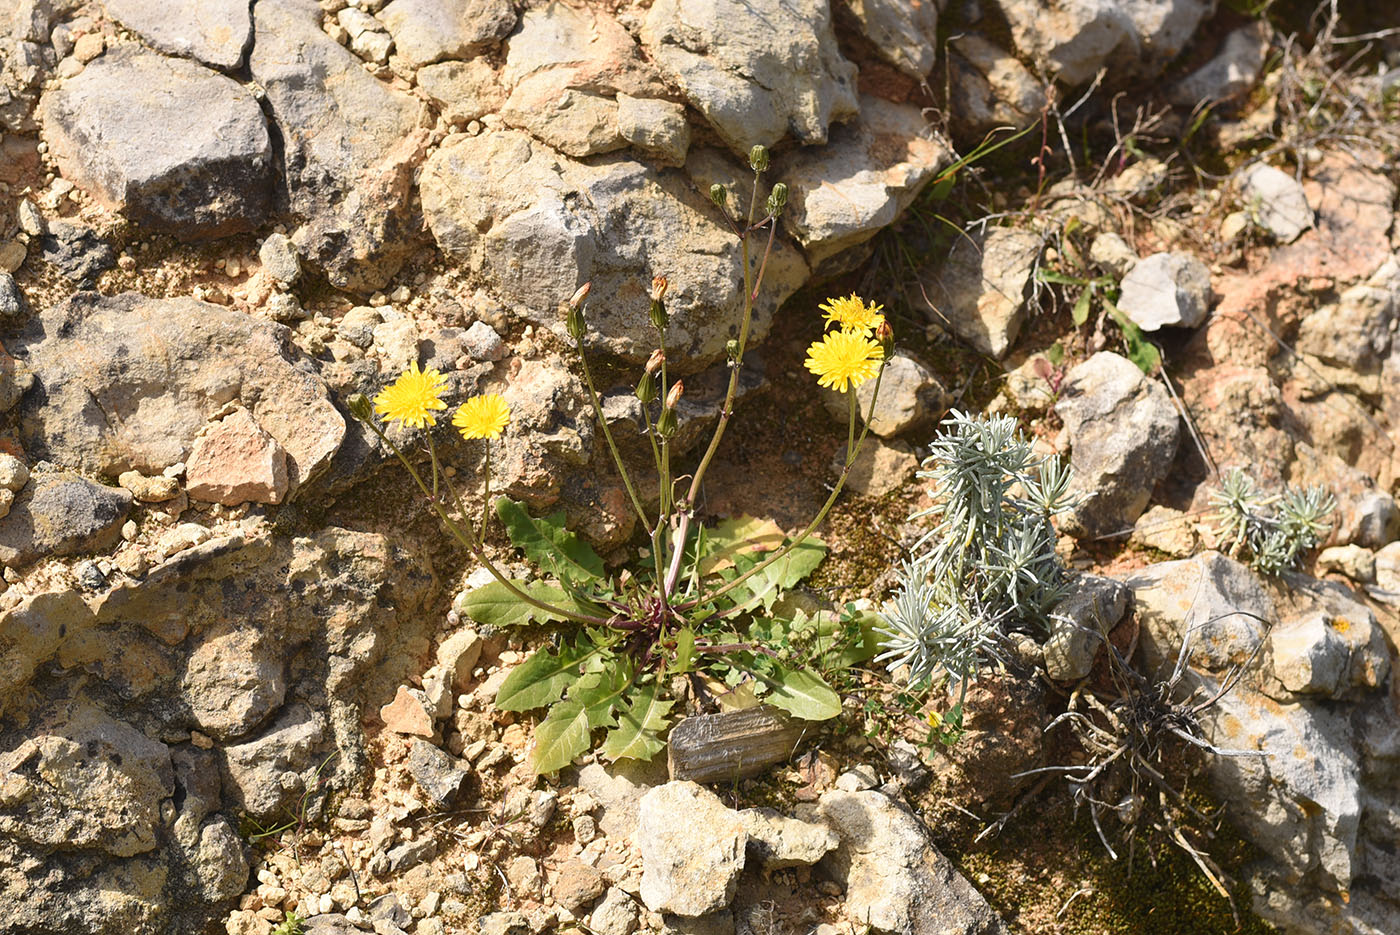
[573,333,654,538]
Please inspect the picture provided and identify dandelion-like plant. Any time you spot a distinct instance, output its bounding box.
[819,294,886,336]
[373,361,448,428]
[804,330,884,393]
[876,411,1074,723]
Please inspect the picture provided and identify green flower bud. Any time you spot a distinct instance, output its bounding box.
[649,298,667,332]
[656,407,678,440]
[566,303,586,340]
[766,182,788,218]
[749,145,770,173]
[725,339,740,361]
[709,183,726,207]
[636,370,657,405]
[347,393,373,423]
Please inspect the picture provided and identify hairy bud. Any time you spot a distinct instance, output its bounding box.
[566,303,586,340]
[347,393,373,423]
[875,319,894,357]
[645,348,665,374]
[748,144,770,173]
[649,297,668,332]
[635,370,657,405]
[725,339,740,362]
[766,182,788,218]
[709,183,726,208]
[656,407,678,439]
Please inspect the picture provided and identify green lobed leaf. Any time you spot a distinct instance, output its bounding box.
[455,579,605,628]
[601,681,674,762]
[530,700,593,774]
[569,658,635,730]
[496,497,605,585]
[759,666,842,721]
[495,639,604,712]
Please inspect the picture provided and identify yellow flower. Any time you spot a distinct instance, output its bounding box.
[819,294,885,336]
[453,393,511,440]
[804,330,884,393]
[373,362,448,428]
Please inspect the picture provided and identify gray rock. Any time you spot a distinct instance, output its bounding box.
[13,292,345,491]
[406,739,471,807]
[640,0,858,156]
[929,226,1042,359]
[74,558,106,591]
[638,781,746,916]
[552,860,606,913]
[617,93,691,166]
[1315,544,1376,583]
[180,626,287,741]
[1087,231,1138,278]
[1044,573,1130,681]
[0,469,130,567]
[1116,251,1212,331]
[1351,489,1400,549]
[1170,21,1270,106]
[847,0,938,77]
[478,911,530,935]
[590,887,639,935]
[0,700,172,858]
[839,436,919,499]
[379,0,516,68]
[385,835,438,873]
[416,59,504,124]
[420,131,808,372]
[575,758,668,840]
[339,9,393,64]
[1242,162,1313,243]
[1295,256,1399,374]
[662,912,735,935]
[305,915,363,935]
[993,0,1212,86]
[370,894,412,928]
[221,703,329,821]
[40,46,271,238]
[259,233,301,286]
[779,96,951,268]
[250,0,421,287]
[823,348,948,437]
[0,272,21,317]
[739,807,839,869]
[101,0,252,70]
[1055,351,1180,538]
[948,34,1046,136]
[817,789,1006,934]
[462,321,505,362]
[37,221,114,285]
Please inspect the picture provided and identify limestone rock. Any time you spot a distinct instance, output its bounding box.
[379,0,516,68]
[117,470,179,503]
[0,455,29,492]
[416,59,505,124]
[948,35,1046,136]
[823,348,949,437]
[1295,256,1399,375]
[1129,505,1199,557]
[779,96,951,267]
[258,233,301,286]
[221,703,330,821]
[0,272,23,318]
[1241,163,1314,243]
[739,807,839,869]
[1116,251,1212,331]
[421,131,808,372]
[0,469,131,567]
[180,626,287,741]
[1044,573,1130,681]
[590,887,640,935]
[552,859,606,913]
[640,0,858,156]
[638,781,746,916]
[101,0,252,70]
[847,0,939,78]
[381,686,435,737]
[993,0,1213,86]
[929,226,1042,359]
[435,627,482,692]
[837,436,919,499]
[817,789,1006,934]
[617,93,691,166]
[1169,21,1270,106]
[1056,351,1180,537]
[14,292,344,491]
[39,46,271,238]
[185,408,289,506]
[406,739,471,807]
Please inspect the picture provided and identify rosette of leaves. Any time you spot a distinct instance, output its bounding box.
[876,411,1074,689]
[458,503,878,773]
[1208,467,1334,575]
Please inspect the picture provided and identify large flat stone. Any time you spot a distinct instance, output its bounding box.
[0,469,130,567]
[379,0,516,68]
[101,0,252,70]
[39,46,271,238]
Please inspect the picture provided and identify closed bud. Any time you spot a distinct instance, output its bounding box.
[645,348,666,374]
[635,370,657,405]
[656,407,678,439]
[569,281,592,308]
[748,145,769,173]
[875,319,894,357]
[649,298,668,332]
[566,303,586,340]
[665,380,684,409]
[709,183,726,207]
[347,393,373,422]
[650,276,668,302]
[725,339,740,361]
[766,182,788,218]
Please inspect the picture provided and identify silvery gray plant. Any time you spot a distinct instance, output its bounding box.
[1208,467,1334,575]
[877,411,1075,691]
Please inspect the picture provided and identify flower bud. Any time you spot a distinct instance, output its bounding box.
[649,297,668,332]
[749,145,769,173]
[650,276,668,302]
[725,339,740,362]
[665,380,684,409]
[569,281,592,308]
[656,407,678,439]
[566,303,586,340]
[636,370,657,405]
[347,393,373,423]
[709,183,726,208]
[875,319,894,357]
[766,182,788,218]
[645,348,665,374]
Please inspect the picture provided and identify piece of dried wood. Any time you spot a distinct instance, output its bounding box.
[667,705,809,783]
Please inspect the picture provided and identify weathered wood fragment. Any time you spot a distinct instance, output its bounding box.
[667,705,808,783]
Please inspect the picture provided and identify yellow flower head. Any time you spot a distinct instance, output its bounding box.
[819,294,885,336]
[805,330,884,393]
[373,362,448,428]
[453,393,512,440]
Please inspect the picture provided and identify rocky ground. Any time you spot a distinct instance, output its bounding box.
[2,0,1400,934]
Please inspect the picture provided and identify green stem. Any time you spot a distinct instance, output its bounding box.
[574,334,653,537]
[481,438,492,542]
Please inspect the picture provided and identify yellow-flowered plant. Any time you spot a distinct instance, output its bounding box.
[351,146,891,774]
